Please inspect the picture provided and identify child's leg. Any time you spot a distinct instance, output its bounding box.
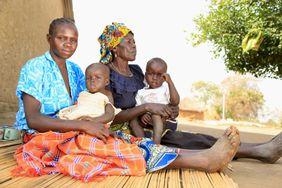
[129,118,145,138]
[151,114,163,144]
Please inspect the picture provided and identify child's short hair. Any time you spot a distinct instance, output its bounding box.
[146,57,167,70]
[85,63,110,76]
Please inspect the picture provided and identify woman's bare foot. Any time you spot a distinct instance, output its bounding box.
[204,126,240,172]
[256,132,282,163]
[166,126,240,172]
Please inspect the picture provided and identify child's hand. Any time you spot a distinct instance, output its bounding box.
[167,104,179,119]
[162,73,172,83]
[140,113,152,125]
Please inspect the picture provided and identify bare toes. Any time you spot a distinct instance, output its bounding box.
[224,128,232,136]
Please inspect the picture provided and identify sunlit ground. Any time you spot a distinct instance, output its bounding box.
[177,117,282,136]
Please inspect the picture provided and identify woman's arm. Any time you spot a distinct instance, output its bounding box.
[23,93,111,142]
[112,103,172,124]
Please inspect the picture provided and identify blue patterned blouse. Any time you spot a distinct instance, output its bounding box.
[14,52,86,132]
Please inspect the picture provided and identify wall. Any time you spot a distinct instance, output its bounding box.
[0,0,72,124]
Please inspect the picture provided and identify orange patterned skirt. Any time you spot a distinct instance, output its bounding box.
[12,131,146,182]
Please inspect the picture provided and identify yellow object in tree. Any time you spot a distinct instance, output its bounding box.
[242,29,264,53]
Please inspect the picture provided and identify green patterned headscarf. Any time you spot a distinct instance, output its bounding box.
[98,22,131,64]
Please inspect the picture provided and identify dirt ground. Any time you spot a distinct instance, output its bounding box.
[178,121,282,188]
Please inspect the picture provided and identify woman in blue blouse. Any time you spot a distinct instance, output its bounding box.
[14,18,115,141]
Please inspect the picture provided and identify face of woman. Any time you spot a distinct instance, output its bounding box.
[115,33,136,61]
[48,24,78,60]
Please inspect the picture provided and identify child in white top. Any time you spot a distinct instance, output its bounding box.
[58,63,119,127]
[130,58,180,144]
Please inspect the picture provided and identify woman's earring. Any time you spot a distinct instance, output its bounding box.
[114,54,117,58]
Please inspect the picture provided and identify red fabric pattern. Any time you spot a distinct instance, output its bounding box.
[12,131,146,182]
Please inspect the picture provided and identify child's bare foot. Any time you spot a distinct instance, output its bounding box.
[204,126,240,172]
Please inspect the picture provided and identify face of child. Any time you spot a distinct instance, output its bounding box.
[86,66,109,93]
[145,61,167,89]
[48,23,78,60]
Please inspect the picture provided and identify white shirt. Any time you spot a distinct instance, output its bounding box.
[58,91,120,120]
[135,83,170,106]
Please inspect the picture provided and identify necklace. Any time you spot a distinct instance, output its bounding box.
[111,63,133,77]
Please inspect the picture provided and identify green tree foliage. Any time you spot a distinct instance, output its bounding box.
[191,0,282,79]
[190,81,223,119]
[265,110,282,128]
[191,75,265,121]
[191,81,222,107]
[221,75,265,121]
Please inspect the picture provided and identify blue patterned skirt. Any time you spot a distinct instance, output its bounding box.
[116,131,178,173]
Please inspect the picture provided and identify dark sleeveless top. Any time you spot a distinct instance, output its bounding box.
[108,64,145,109]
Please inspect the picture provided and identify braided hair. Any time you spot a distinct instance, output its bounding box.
[48,17,76,36]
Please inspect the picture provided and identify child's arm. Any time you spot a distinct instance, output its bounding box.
[78,91,115,124]
[77,104,115,124]
[163,73,180,106]
[93,103,115,124]
[97,90,115,124]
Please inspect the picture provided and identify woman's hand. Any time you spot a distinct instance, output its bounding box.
[109,129,120,139]
[80,120,120,143]
[78,116,94,121]
[145,103,172,118]
[81,121,111,143]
